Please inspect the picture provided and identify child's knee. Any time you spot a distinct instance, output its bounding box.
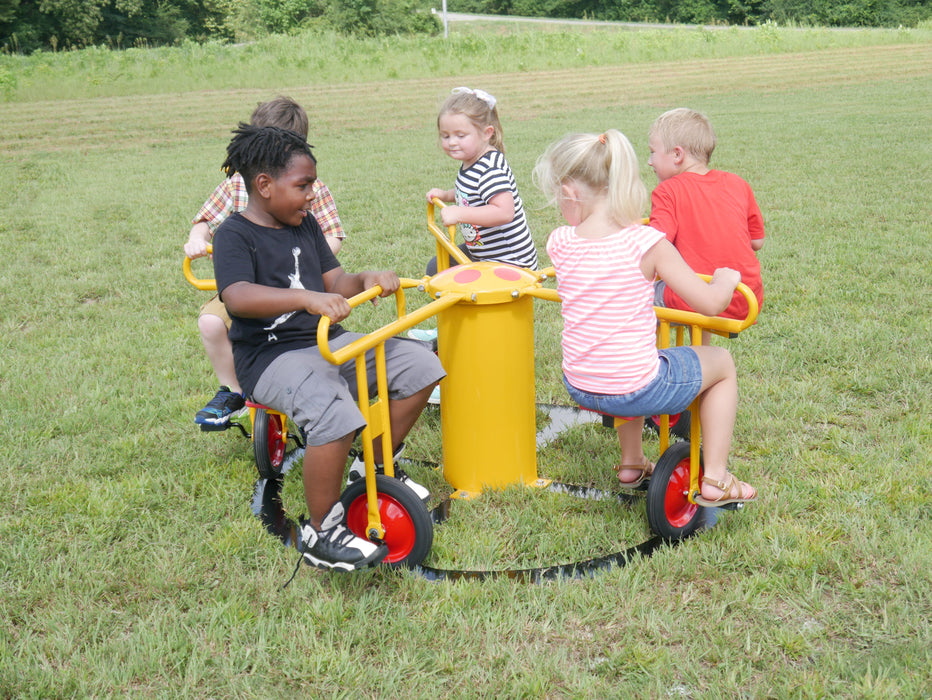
[198,313,228,339]
[696,345,735,379]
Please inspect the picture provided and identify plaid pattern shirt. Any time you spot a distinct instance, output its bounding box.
[193,173,345,239]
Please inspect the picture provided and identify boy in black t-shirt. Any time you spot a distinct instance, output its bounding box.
[213,125,444,572]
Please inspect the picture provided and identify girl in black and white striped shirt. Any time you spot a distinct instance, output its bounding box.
[425,87,539,273]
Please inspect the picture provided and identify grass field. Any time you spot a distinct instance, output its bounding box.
[1,23,931,697]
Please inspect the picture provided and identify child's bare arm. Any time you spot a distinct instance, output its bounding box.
[643,239,739,316]
[440,190,514,228]
[326,236,343,256]
[751,238,764,252]
[324,267,400,301]
[221,281,352,324]
[184,222,212,258]
[186,179,237,258]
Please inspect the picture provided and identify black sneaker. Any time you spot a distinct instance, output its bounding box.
[195,386,245,431]
[345,443,430,503]
[299,503,388,571]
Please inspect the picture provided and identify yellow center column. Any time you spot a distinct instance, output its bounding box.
[426,262,545,498]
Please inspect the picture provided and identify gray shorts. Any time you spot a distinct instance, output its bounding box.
[251,333,445,447]
[654,280,667,307]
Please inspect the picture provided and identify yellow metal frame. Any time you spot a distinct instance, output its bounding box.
[426,197,471,273]
[655,280,758,504]
[317,284,463,539]
[182,246,217,291]
[187,209,760,544]
[183,244,295,462]
[535,265,759,506]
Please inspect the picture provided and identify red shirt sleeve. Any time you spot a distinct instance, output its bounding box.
[649,185,678,244]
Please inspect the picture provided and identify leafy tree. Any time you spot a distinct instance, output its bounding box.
[0,0,19,24]
[226,0,438,37]
[37,0,105,46]
[2,0,928,53]
[322,0,439,36]
[252,0,324,35]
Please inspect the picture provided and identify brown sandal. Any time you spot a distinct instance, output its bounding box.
[694,472,758,507]
[614,455,654,489]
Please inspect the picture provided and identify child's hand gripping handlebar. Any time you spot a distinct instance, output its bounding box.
[316,281,463,366]
[427,198,471,273]
[183,244,216,291]
[655,274,759,336]
[532,267,759,335]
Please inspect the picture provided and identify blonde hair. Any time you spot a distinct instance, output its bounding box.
[648,108,716,164]
[533,129,647,227]
[438,89,505,153]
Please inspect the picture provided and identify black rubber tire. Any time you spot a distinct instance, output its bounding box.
[253,408,286,480]
[340,474,433,568]
[645,440,704,540]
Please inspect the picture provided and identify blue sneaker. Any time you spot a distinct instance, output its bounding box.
[407,328,438,342]
[195,386,246,431]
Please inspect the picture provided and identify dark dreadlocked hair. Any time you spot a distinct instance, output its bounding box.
[221,123,316,194]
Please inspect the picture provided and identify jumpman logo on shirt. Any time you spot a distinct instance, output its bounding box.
[264,247,304,341]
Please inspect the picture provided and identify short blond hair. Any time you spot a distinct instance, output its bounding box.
[649,108,716,164]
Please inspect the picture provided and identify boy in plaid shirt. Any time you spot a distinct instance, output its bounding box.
[184,96,346,428]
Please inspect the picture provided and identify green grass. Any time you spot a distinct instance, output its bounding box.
[2,24,932,697]
[1,22,929,102]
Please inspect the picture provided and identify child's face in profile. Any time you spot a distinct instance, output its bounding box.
[266,154,318,228]
[438,112,494,168]
[647,134,678,182]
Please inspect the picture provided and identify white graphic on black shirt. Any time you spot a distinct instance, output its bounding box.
[264,247,304,342]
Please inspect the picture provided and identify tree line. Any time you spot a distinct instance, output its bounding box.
[0,0,439,52]
[455,0,931,29]
[2,0,929,53]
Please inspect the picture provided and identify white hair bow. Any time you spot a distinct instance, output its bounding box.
[451,86,497,109]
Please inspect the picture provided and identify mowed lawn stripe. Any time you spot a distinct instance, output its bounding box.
[2,43,928,155]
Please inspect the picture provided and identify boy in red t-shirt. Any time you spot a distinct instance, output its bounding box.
[648,108,764,338]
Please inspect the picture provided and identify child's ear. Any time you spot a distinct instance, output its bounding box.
[672,146,686,164]
[484,125,496,142]
[560,182,577,201]
[253,172,273,199]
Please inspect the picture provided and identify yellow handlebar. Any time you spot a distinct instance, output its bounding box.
[427,198,471,271]
[183,244,217,291]
[316,279,464,366]
[658,274,759,335]
[533,266,758,334]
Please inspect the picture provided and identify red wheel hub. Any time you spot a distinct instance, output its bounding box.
[266,414,285,467]
[664,457,701,528]
[345,493,417,563]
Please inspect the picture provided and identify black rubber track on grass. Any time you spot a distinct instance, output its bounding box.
[249,452,715,583]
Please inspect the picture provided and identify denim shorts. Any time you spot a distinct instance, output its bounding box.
[563,346,702,418]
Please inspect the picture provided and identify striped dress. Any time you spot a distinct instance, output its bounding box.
[546,223,665,395]
[454,150,539,270]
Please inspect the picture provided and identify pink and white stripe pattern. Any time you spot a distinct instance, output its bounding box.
[547,224,664,395]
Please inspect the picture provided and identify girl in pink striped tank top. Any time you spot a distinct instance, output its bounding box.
[533,130,757,507]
